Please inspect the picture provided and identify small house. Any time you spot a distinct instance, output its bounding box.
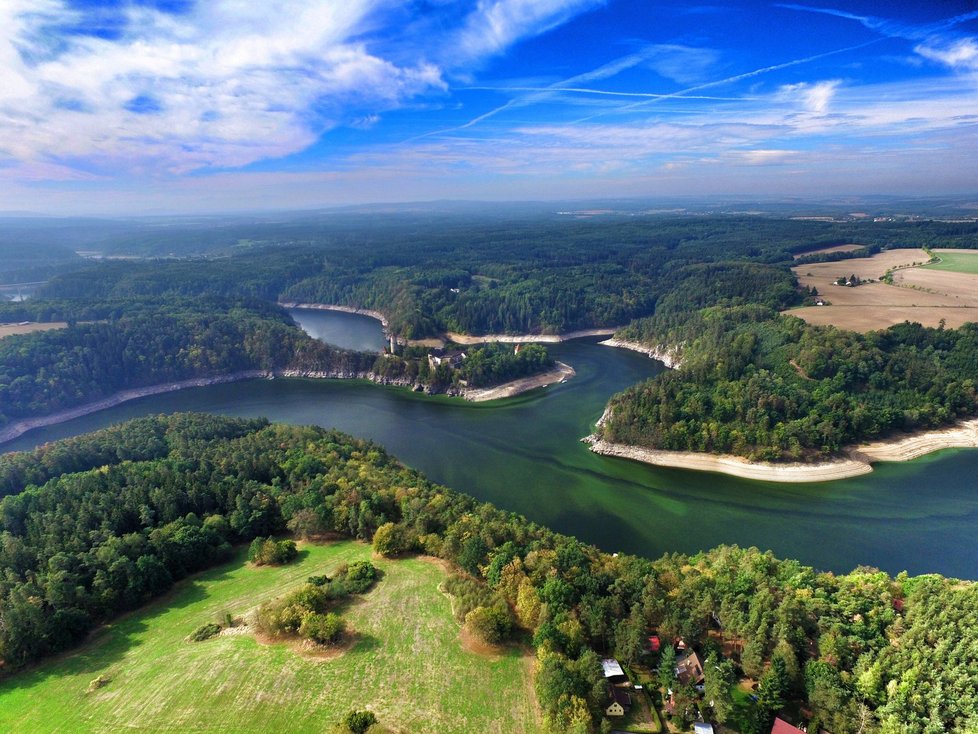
[605,685,631,717]
[647,635,661,653]
[601,658,628,684]
[694,723,715,734]
[771,717,806,734]
[676,650,705,686]
[428,349,467,370]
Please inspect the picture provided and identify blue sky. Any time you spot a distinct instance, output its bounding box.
[1,0,977,213]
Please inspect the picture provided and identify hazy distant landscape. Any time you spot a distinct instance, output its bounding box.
[3,1,978,733]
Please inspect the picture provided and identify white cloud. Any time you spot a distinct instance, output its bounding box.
[778,80,841,114]
[644,45,721,85]
[451,0,604,63]
[0,1,448,174]
[915,38,978,70]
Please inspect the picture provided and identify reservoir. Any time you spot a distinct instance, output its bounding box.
[4,308,977,578]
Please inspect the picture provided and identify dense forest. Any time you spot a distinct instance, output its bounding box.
[0,298,376,430]
[603,307,978,460]
[0,414,973,733]
[21,215,853,337]
[5,211,978,457]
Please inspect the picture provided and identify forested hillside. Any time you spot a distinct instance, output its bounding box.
[0,298,375,430]
[25,215,833,337]
[0,415,973,733]
[603,307,978,460]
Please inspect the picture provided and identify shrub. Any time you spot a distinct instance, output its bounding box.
[334,561,379,594]
[344,710,377,734]
[248,537,299,566]
[299,612,345,645]
[188,622,222,642]
[464,605,513,645]
[372,521,406,557]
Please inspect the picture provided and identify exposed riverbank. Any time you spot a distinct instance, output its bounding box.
[278,302,391,332]
[447,328,617,344]
[0,372,268,446]
[586,408,978,483]
[462,361,575,401]
[0,362,579,447]
[598,338,683,369]
[279,301,618,347]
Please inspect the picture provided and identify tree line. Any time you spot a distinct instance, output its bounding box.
[0,414,972,732]
[604,306,978,460]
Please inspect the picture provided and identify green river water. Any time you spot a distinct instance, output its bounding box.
[4,309,976,578]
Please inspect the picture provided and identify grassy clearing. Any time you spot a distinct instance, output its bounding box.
[926,251,978,274]
[0,541,537,734]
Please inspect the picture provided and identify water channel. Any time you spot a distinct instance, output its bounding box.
[4,308,976,578]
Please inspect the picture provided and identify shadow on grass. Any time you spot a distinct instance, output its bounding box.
[0,556,242,698]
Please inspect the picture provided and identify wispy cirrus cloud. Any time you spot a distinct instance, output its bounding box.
[0,0,599,177]
[450,0,604,63]
[779,4,978,71]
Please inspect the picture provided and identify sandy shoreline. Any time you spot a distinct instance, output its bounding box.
[279,301,619,346]
[598,338,683,369]
[462,362,575,401]
[0,359,579,448]
[586,413,978,483]
[278,302,391,331]
[0,372,267,446]
[446,328,617,344]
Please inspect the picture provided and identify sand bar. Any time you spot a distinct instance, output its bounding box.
[462,362,575,402]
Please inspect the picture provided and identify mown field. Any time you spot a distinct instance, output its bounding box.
[927,249,978,274]
[0,541,537,734]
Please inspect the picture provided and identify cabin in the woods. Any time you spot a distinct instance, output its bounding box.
[771,717,806,734]
[427,349,467,369]
[605,685,631,717]
[675,650,705,686]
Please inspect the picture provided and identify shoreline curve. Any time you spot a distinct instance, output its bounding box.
[585,414,978,483]
[598,338,683,369]
[278,300,619,345]
[0,361,579,448]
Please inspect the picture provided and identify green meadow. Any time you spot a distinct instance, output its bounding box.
[927,251,978,274]
[0,542,537,733]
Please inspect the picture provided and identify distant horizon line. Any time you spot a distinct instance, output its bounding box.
[3,193,978,221]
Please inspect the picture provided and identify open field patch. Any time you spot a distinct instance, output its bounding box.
[927,249,978,274]
[789,248,978,331]
[0,542,537,734]
[792,243,865,259]
[0,321,67,339]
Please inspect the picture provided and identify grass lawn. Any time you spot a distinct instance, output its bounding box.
[614,688,663,733]
[728,683,759,733]
[926,252,978,274]
[0,541,538,733]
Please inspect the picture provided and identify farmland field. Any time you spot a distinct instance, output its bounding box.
[0,321,67,339]
[0,541,537,734]
[927,249,978,274]
[792,243,865,259]
[789,248,978,331]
